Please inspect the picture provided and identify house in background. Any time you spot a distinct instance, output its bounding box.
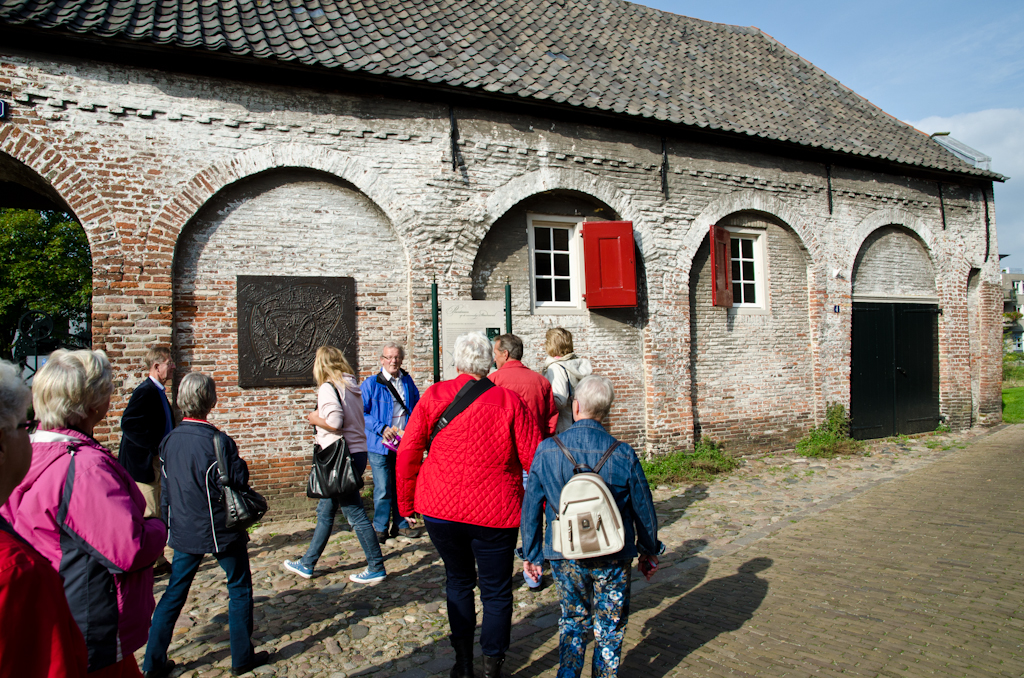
[0,0,1006,516]
[1003,268,1024,352]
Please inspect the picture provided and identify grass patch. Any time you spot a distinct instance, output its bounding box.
[641,436,739,486]
[796,403,862,458]
[1003,387,1024,424]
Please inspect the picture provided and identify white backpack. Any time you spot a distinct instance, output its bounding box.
[550,437,626,559]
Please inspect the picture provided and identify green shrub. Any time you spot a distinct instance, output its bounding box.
[641,436,739,486]
[796,403,862,458]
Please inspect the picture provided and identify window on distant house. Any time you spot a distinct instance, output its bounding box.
[527,214,585,313]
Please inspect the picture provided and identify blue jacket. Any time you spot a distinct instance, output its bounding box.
[521,419,661,564]
[159,421,250,555]
[361,370,420,456]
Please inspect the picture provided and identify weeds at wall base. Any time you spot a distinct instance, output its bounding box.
[642,436,739,486]
[796,403,862,459]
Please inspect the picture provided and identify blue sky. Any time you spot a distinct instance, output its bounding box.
[644,0,1024,269]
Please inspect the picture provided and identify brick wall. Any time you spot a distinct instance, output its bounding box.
[0,53,1006,518]
[852,226,937,298]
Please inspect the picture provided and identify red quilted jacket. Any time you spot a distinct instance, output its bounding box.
[396,374,542,529]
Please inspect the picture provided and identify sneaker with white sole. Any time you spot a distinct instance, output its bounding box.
[349,568,386,584]
[283,559,313,579]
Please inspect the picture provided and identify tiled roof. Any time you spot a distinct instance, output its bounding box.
[0,0,1002,179]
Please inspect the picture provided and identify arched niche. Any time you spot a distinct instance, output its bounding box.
[470,189,647,448]
[852,226,937,301]
[688,210,815,451]
[172,168,407,459]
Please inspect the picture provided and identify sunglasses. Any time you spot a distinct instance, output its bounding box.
[16,419,39,434]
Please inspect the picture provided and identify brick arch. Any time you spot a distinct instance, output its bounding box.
[672,191,820,293]
[145,143,411,272]
[0,127,118,254]
[846,208,944,274]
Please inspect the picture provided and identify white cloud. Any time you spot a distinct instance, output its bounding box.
[908,108,1024,269]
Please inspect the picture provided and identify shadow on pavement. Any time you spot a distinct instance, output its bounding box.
[620,557,772,676]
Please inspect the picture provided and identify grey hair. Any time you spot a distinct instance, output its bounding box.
[381,341,405,360]
[33,349,114,430]
[575,375,614,421]
[177,372,217,418]
[453,332,493,377]
[0,360,31,435]
[493,334,524,361]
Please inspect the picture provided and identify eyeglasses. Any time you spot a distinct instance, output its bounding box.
[382,356,402,363]
[16,419,39,434]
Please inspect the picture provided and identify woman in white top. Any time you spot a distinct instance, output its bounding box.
[283,346,386,584]
[543,328,593,434]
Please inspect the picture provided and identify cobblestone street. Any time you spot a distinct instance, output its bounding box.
[137,424,1023,677]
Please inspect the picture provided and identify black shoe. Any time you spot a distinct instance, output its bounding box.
[376,531,390,544]
[450,635,475,678]
[482,654,504,678]
[397,527,421,539]
[231,650,270,676]
[142,660,175,678]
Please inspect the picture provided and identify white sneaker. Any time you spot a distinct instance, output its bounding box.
[349,568,386,584]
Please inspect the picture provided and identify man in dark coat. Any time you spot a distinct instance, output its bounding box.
[119,346,175,520]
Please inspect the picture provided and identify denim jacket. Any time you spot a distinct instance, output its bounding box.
[521,419,661,564]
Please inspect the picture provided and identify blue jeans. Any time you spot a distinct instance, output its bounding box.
[368,450,409,534]
[551,559,631,678]
[143,540,254,671]
[301,454,384,574]
[425,520,519,657]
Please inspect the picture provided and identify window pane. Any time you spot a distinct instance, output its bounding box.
[536,278,552,302]
[554,253,570,277]
[741,238,753,258]
[730,238,739,258]
[535,253,551,276]
[731,260,740,280]
[535,227,550,249]
[553,228,570,251]
[732,282,741,302]
[554,279,571,301]
[744,283,755,303]
[742,261,754,281]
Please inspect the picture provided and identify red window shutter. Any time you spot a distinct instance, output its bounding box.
[710,224,733,308]
[581,221,637,308]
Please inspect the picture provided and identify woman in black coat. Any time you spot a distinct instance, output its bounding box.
[141,372,270,678]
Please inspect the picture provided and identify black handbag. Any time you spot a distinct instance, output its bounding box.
[213,432,267,531]
[306,383,364,500]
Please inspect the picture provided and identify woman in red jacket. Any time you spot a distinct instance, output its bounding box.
[397,332,542,678]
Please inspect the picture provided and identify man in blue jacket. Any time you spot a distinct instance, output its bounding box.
[361,342,421,543]
[521,375,663,678]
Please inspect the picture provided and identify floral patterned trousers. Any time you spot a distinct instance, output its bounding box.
[550,558,631,678]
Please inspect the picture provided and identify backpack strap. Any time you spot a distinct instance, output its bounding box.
[55,442,80,528]
[558,364,575,398]
[552,436,619,475]
[376,372,409,412]
[427,377,495,451]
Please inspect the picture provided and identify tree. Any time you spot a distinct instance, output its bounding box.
[0,209,92,356]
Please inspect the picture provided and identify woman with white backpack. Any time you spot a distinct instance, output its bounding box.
[521,375,664,678]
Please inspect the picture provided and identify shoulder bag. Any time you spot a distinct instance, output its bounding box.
[213,432,267,530]
[426,377,495,452]
[306,383,364,499]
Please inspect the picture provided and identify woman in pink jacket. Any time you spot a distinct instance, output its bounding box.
[1,349,167,676]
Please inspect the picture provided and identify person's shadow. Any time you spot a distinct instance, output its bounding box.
[621,557,773,676]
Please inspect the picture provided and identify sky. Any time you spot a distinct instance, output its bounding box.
[643,0,1024,270]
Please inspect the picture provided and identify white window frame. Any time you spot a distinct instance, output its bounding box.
[526,214,586,314]
[724,226,768,314]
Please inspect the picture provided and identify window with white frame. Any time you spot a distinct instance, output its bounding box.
[726,228,767,309]
[527,214,585,311]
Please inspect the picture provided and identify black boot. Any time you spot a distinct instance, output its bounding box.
[449,635,475,678]
[482,654,505,678]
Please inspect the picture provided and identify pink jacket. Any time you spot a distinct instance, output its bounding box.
[0,429,167,667]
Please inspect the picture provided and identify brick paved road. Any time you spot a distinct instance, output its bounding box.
[507,424,1024,677]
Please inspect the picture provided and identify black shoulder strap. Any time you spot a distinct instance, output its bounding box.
[427,377,495,451]
[212,431,231,488]
[56,444,79,527]
[552,436,619,475]
[376,372,408,412]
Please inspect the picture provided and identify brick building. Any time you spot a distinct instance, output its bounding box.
[0,1,1005,516]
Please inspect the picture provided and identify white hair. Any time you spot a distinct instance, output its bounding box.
[575,375,614,421]
[0,361,31,435]
[453,332,493,377]
[177,372,217,418]
[381,341,405,360]
[32,349,114,430]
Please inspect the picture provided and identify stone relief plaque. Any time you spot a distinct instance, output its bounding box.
[237,276,357,388]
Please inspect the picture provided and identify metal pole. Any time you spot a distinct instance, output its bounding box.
[431,276,441,384]
[504,276,512,334]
